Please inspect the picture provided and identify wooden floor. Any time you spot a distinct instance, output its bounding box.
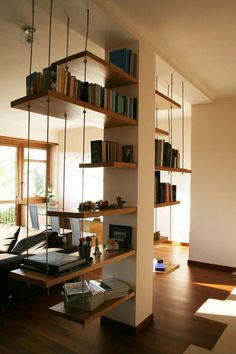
[1,245,235,354]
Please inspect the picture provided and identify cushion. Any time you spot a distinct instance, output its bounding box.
[11,227,57,255]
[0,223,20,253]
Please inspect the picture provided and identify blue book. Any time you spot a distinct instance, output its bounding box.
[109,48,131,74]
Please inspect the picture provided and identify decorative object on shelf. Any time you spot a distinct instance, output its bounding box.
[153,258,165,272]
[109,224,132,249]
[78,200,96,211]
[122,145,134,163]
[105,239,119,251]
[78,236,93,261]
[154,230,160,242]
[79,196,125,212]
[93,235,102,257]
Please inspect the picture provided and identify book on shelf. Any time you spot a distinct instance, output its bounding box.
[155,139,180,168]
[154,171,177,204]
[90,278,130,300]
[91,140,119,163]
[109,48,137,77]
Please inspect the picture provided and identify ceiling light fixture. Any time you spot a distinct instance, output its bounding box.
[21,25,37,45]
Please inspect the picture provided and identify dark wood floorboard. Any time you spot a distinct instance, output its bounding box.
[0,245,235,354]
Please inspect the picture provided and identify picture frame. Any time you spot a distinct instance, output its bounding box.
[109,224,132,249]
[122,145,133,163]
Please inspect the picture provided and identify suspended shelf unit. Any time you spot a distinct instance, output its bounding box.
[155,90,181,110]
[47,207,137,219]
[52,50,138,87]
[154,236,168,245]
[155,165,192,173]
[154,201,180,208]
[49,290,135,327]
[79,161,137,169]
[154,264,180,278]
[10,248,135,289]
[155,127,169,136]
[11,91,137,129]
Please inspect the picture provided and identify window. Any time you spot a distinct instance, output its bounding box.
[23,147,48,200]
[0,136,55,224]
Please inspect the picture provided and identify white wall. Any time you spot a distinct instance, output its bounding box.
[189,97,236,267]
[57,126,103,210]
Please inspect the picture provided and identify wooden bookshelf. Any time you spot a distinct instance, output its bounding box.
[52,50,138,88]
[155,90,181,110]
[155,165,192,173]
[11,91,137,129]
[154,264,179,278]
[154,201,180,208]
[79,161,137,169]
[10,249,135,289]
[49,290,135,327]
[155,127,169,136]
[47,207,137,219]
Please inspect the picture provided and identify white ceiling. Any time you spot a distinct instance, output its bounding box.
[1,0,235,135]
[94,0,236,103]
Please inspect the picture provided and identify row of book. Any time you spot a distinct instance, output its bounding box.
[109,48,137,77]
[26,65,137,119]
[155,139,180,168]
[155,171,177,204]
[91,140,134,164]
[63,278,130,312]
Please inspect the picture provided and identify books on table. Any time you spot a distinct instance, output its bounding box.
[90,278,130,300]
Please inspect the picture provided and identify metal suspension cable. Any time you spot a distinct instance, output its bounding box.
[182,82,185,169]
[81,8,90,237]
[26,0,35,263]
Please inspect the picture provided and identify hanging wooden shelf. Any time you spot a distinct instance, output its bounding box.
[49,290,135,327]
[47,207,137,219]
[155,90,181,110]
[79,161,137,169]
[154,264,180,278]
[10,249,135,289]
[11,91,137,129]
[154,201,180,208]
[155,127,169,136]
[52,50,138,88]
[155,165,192,173]
[154,236,168,245]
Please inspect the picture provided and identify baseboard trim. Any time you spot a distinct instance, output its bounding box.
[100,313,153,335]
[188,259,236,273]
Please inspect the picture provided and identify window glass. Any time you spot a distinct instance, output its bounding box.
[24,148,47,160]
[24,161,46,198]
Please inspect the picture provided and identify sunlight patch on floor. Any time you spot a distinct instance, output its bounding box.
[183,287,236,354]
[193,282,234,292]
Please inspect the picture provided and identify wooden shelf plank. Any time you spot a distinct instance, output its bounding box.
[52,51,138,88]
[154,236,168,245]
[10,249,135,289]
[155,90,181,110]
[154,264,179,278]
[49,290,135,326]
[154,201,180,208]
[155,127,169,136]
[79,161,137,169]
[155,165,192,173]
[47,207,137,219]
[11,91,137,129]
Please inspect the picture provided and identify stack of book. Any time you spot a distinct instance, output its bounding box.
[155,171,177,204]
[155,139,180,168]
[90,278,130,300]
[90,140,119,163]
[63,280,104,312]
[109,48,137,77]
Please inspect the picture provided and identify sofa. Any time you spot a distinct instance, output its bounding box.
[0,223,77,309]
